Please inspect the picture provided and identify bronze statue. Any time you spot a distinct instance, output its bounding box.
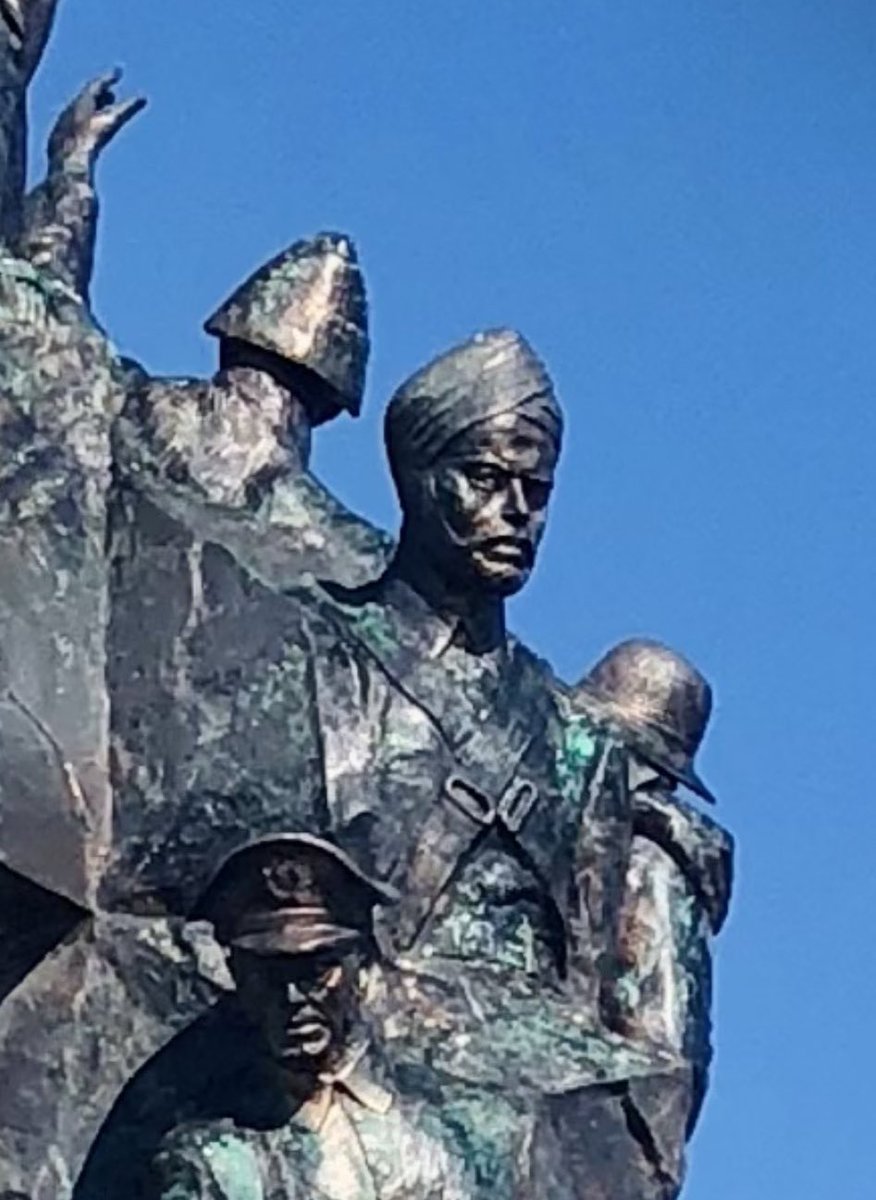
[147,834,475,1200]
[0,0,59,240]
[574,638,734,1132]
[17,69,146,302]
[0,9,734,1198]
[0,31,145,913]
[113,232,392,590]
[98,328,692,1197]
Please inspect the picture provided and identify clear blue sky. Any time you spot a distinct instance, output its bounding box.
[28,3,876,1196]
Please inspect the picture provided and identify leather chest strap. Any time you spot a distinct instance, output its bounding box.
[393,774,539,953]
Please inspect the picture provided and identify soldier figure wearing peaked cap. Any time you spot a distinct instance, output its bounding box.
[147,833,475,1200]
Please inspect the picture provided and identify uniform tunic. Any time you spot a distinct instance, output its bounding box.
[149,1047,474,1200]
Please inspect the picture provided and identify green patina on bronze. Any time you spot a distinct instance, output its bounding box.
[554,711,598,803]
[201,1134,264,1200]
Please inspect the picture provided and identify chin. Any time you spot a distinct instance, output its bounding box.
[478,565,531,597]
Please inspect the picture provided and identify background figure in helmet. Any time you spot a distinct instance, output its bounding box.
[114,232,393,592]
[573,638,734,1134]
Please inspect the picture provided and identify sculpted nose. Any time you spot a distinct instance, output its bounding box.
[503,478,530,524]
[285,980,306,1004]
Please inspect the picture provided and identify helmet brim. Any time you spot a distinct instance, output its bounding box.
[637,747,718,806]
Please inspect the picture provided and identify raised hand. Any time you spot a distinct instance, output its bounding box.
[47,68,147,178]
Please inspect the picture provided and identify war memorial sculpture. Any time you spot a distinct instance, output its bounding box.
[0,6,734,1198]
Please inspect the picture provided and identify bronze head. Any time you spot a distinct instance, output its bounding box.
[195,833,396,1070]
[577,638,717,804]
[385,328,563,599]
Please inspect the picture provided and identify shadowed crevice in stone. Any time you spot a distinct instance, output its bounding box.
[0,863,85,1002]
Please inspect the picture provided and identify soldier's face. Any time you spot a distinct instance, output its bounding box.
[232,946,361,1069]
[416,413,558,598]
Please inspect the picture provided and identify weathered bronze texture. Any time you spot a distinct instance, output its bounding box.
[112,232,391,594]
[205,232,369,418]
[574,638,734,1131]
[0,9,734,1199]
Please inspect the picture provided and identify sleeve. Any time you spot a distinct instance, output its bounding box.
[18,158,96,301]
[567,724,634,1017]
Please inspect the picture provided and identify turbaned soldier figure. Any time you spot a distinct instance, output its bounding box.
[103,328,688,1198]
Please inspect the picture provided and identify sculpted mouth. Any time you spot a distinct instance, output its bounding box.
[480,539,533,568]
[281,1018,331,1056]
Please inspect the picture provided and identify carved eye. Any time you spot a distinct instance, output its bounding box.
[464,464,504,491]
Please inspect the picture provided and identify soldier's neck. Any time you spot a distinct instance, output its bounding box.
[388,545,506,654]
[277,1060,320,1093]
[218,364,313,467]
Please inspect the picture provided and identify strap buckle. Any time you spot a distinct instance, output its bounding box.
[498,779,539,833]
[444,774,496,827]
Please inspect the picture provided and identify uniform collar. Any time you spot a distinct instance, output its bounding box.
[338,572,507,663]
[297,1041,393,1131]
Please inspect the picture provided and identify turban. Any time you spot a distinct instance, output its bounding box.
[385,328,563,476]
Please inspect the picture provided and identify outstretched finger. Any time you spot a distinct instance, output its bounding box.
[77,67,124,112]
[95,94,148,141]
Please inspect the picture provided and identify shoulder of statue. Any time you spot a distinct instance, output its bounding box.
[116,376,211,471]
[283,578,356,633]
[0,248,88,317]
[632,791,734,933]
[132,375,212,415]
[506,634,553,680]
[506,637,578,716]
[553,676,628,748]
[311,577,399,651]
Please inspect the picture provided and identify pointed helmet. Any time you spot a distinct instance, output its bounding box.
[204,232,369,416]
